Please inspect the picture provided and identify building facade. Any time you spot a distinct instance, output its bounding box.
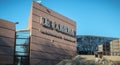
[98,41,111,55]
[110,39,120,56]
[77,35,116,55]
[0,1,76,65]
[103,41,111,55]
[98,44,103,52]
[28,2,76,65]
[0,19,15,65]
[98,39,120,56]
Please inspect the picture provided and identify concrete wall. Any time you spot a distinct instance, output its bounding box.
[29,2,76,65]
[0,19,15,65]
[110,39,120,56]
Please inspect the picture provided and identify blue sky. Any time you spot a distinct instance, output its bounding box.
[0,0,120,38]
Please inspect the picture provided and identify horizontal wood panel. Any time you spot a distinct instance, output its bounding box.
[31,29,76,45]
[33,3,76,26]
[30,59,60,65]
[0,55,13,64]
[0,46,14,55]
[30,43,64,54]
[30,43,75,56]
[32,13,76,29]
[31,36,55,47]
[31,36,76,51]
[0,28,15,38]
[32,14,40,23]
[32,20,40,30]
[32,21,76,41]
[30,59,42,65]
[0,19,15,30]
[0,37,14,47]
[31,51,58,60]
[30,51,73,60]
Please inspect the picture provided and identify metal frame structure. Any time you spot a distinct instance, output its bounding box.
[77,35,117,55]
[14,30,30,65]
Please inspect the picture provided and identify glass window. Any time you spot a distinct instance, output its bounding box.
[15,30,30,65]
[16,38,29,45]
[15,53,28,56]
[16,30,30,38]
[16,46,29,53]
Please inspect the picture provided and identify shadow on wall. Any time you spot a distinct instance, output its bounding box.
[0,37,14,65]
[31,37,75,65]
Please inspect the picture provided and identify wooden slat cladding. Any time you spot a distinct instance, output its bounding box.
[0,28,15,38]
[32,19,76,41]
[0,19,15,30]
[31,36,76,53]
[0,19,15,65]
[31,35,76,50]
[32,9,76,28]
[0,37,14,47]
[30,2,76,65]
[0,55,13,64]
[32,2,76,26]
[30,43,65,55]
[0,46,14,55]
[31,29,76,45]
[30,51,62,60]
[30,59,60,65]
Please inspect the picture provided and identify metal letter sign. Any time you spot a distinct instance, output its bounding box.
[40,17,76,37]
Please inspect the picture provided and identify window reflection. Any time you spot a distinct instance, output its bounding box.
[16,39,29,45]
[16,46,29,53]
[15,30,30,65]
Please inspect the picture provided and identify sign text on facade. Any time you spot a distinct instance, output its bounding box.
[40,17,76,37]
